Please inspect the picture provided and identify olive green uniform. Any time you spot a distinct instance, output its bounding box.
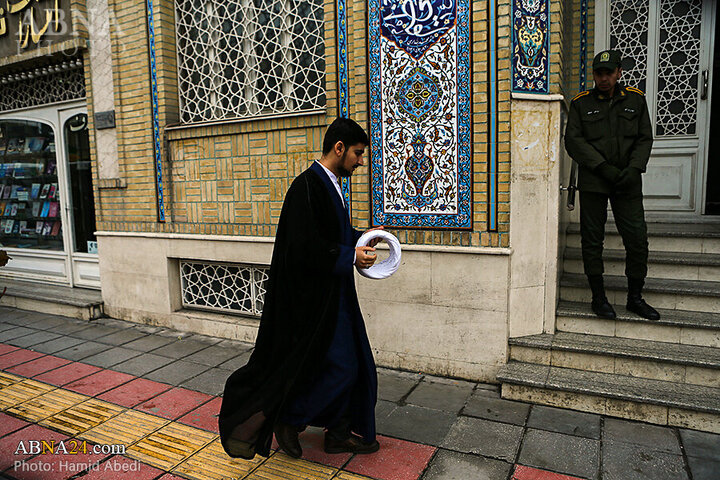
[564,83,654,279]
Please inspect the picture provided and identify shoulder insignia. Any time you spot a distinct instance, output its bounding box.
[572,90,591,102]
[626,86,645,96]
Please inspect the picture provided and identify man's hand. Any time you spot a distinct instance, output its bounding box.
[615,167,641,190]
[355,246,377,269]
[595,162,622,184]
[364,226,384,248]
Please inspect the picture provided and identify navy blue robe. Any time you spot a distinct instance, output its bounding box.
[218,162,377,459]
[281,162,377,438]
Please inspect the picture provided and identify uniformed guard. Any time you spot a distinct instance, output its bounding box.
[564,49,660,321]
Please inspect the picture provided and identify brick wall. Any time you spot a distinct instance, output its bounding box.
[96,0,514,247]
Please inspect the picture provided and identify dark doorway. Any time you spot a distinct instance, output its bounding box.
[705,6,720,214]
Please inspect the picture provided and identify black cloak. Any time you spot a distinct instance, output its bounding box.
[218,162,377,459]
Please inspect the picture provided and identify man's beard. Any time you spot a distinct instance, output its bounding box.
[337,151,354,177]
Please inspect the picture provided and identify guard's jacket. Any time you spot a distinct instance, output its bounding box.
[565,83,653,195]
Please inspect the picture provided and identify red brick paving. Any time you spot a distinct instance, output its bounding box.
[97,378,172,408]
[63,369,134,396]
[135,387,214,420]
[0,424,70,472]
[0,344,19,356]
[177,396,222,433]
[0,413,30,437]
[6,355,71,378]
[34,362,103,387]
[77,456,166,480]
[0,349,45,370]
[344,435,436,480]
[512,465,587,480]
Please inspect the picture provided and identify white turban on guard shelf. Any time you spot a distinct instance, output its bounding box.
[354,230,402,279]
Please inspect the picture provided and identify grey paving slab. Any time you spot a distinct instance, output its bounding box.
[7,331,62,348]
[379,404,456,446]
[132,324,167,334]
[375,399,397,423]
[421,449,512,480]
[151,339,211,359]
[70,324,124,341]
[45,322,90,335]
[187,334,222,345]
[526,405,601,439]
[183,345,245,367]
[80,347,142,368]
[216,338,254,351]
[601,441,688,480]
[16,315,69,330]
[518,428,600,480]
[29,336,85,355]
[122,335,177,352]
[462,392,530,425]
[603,418,681,454]
[377,369,422,402]
[0,326,38,342]
[94,329,149,346]
[405,379,474,413]
[92,317,133,329]
[54,341,113,361]
[679,429,720,461]
[686,455,720,480]
[112,353,175,377]
[441,416,523,462]
[217,350,252,371]
[1,310,37,324]
[180,367,229,396]
[143,360,212,386]
[0,322,17,333]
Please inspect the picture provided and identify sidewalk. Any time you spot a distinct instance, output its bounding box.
[0,307,717,480]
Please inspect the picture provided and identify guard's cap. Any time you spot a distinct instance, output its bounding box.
[593,50,621,71]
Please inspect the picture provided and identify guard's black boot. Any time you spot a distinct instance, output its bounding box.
[626,277,660,320]
[587,275,616,319]
[274,422,302,458]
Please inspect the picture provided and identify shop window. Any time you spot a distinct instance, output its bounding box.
[175,0,326,123]
[0,119,63,250]
[180,260,269,317]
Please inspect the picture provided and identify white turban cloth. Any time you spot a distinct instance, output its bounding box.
[354,230,402,279]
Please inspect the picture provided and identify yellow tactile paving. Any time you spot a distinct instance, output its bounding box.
[0,379,56,410]
[0,372,378,480]
[245,452,338,480]
[7,388,89,422]
[126,421,217,471]
[172,438,267,480]
[81,409,169,448]
[0,371,23,388]
[40,397,125,436]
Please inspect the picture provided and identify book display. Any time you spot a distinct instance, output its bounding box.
[0,120,63,250]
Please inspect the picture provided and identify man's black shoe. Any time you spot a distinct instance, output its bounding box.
[627,296,660,320]
[591,297,616,319]
[324,433,380,454]
[274,422,302,458]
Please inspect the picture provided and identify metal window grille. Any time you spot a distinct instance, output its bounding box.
[0,58,85,112]
[175,0,326,123]
[180,260,269,317]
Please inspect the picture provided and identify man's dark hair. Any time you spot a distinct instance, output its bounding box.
[322,117,370,155]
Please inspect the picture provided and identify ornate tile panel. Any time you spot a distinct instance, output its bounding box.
[369,0,472,229]
[511,0,549,93]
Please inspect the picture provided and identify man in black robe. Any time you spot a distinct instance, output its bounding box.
[219,117,382,460]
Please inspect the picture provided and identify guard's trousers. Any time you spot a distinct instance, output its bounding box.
[579,190,649,279]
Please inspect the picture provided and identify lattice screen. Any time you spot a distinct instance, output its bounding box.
[0,58,85,112]
[175,0,326,123]
[180,260,269,317]
[609,0,649,93]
